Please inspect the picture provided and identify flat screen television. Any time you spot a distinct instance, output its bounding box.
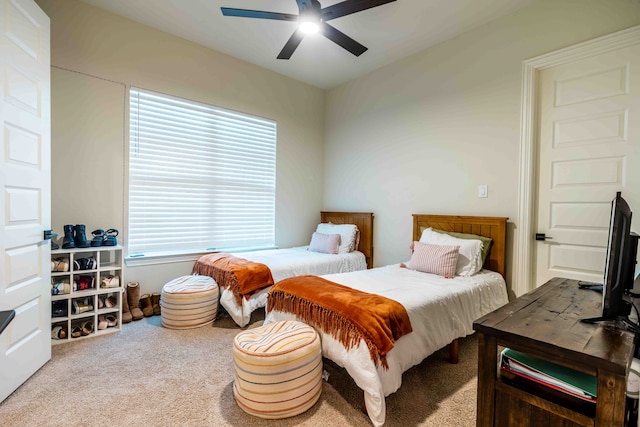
[583,192,639,327]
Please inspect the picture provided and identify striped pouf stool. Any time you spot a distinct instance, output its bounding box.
[233,320,322,419]
[160,275,219,329]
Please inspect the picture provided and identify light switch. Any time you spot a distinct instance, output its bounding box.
[479,185,488,198]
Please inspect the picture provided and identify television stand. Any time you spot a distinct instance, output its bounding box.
[474,277,635,427]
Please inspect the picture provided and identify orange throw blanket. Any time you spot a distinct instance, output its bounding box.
[193,253,274,304]
[267,275,413,369]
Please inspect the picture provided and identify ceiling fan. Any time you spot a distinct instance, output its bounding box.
[221,0,397,60]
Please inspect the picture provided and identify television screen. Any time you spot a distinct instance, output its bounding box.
[601,192,634,319]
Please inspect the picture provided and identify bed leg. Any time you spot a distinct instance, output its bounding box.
[361,392,368,415]
[448,339,459,364]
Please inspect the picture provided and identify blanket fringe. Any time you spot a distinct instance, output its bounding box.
[192,262,244,305]
[268,290,389,369]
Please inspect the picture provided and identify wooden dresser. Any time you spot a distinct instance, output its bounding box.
[474,277,635,427]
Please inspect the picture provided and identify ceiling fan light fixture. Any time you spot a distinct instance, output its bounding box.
[299,20,319,34]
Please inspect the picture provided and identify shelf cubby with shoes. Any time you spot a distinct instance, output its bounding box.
[50,245,123,344]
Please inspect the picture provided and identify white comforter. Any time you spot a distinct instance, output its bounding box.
[264,264,509,426]
[220,246,367,327]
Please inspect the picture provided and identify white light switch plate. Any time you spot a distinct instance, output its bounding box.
[479,185,488,198]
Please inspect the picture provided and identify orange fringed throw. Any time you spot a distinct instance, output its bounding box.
[193,253,274,304]
[267,275,413,369]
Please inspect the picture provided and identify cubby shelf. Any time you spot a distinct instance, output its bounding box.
[50,245,123,344]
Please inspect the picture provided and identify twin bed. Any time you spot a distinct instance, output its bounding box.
[193,212,374,327]
[264,214,509,426]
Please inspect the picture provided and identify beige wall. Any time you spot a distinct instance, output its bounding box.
[324,0,640,293]
[40,0,640,297]
[38,0,325,294]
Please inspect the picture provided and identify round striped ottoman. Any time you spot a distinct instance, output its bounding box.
[233,320,322,419]
[160,275,219,329]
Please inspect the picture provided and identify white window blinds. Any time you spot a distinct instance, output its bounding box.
[128,88,276,258]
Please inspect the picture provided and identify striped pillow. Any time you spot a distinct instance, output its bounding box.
[406,241,460,278]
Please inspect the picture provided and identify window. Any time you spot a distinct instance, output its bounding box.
[128,88,276,259]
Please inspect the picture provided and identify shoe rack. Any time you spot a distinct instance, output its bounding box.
[50,245,123,344]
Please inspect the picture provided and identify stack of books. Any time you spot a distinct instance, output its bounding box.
[500,348,597,402]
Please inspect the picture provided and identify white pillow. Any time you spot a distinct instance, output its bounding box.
[419,228,483,276]
[316,223,358,254]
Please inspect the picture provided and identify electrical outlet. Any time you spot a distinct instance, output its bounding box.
[479,185,488,198]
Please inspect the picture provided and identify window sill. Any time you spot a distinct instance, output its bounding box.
[125,246,279,267]
[125,252,208,267]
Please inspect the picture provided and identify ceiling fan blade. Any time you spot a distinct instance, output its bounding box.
[221,7,298,21]
[295,0,319,13]
[277,29,305,60]
[321,0,396,22]
[320,22,367,57]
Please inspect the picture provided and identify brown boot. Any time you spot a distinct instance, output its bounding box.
[121,288,132,324]
[151,293,161,316]
[140,294,153,317]
[127,282,144,321]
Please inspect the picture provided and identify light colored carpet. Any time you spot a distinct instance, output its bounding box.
[0,311,478,426]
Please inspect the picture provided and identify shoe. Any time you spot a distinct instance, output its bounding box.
[105,314,118,327]
[101,275,119,288]
[75,275,95,291]
[97,315,108,330]
[62,225,75,249]
[103,229,118,246]
[72,299,93,314]
[121,288,133,324]
[151,293,161,316]
[104,294,117,308]
[73,224,91,248]
[52,301,68,317]
[71,325,82,338]
[127,282,144,321]
[140,294,153,317]
[51,325,67,339]
[81,320,94,336]
[51,279,71,295]
[52,258,69,272]
[74,257,96,271]
[91,229,105,247]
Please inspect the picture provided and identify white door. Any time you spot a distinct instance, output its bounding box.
[0,0,51,402]
[534,44,640,287]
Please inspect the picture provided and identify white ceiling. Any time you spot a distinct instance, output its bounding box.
[79,0,535,89]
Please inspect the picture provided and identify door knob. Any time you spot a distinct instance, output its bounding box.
[535,233,553,241]
[43,229,57,240]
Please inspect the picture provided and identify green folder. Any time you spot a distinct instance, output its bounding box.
[501,348,597,399]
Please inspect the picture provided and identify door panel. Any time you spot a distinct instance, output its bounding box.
[0,0,51,403]
[535,45,640,286]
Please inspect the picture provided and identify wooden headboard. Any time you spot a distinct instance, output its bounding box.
[412,214,508,277]
[321,211,374,269]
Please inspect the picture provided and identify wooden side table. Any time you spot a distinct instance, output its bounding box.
[474,277,635,427]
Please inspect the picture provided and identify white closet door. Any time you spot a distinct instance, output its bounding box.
[0,0,51,403]
[535,44,640,286]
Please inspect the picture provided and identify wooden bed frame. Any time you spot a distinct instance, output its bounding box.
[412,214,508,277]
[321,211,374,269]
[412,214,508,363]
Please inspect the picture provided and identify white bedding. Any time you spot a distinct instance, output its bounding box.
[264,264,509,426]
[219,246,367,327]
